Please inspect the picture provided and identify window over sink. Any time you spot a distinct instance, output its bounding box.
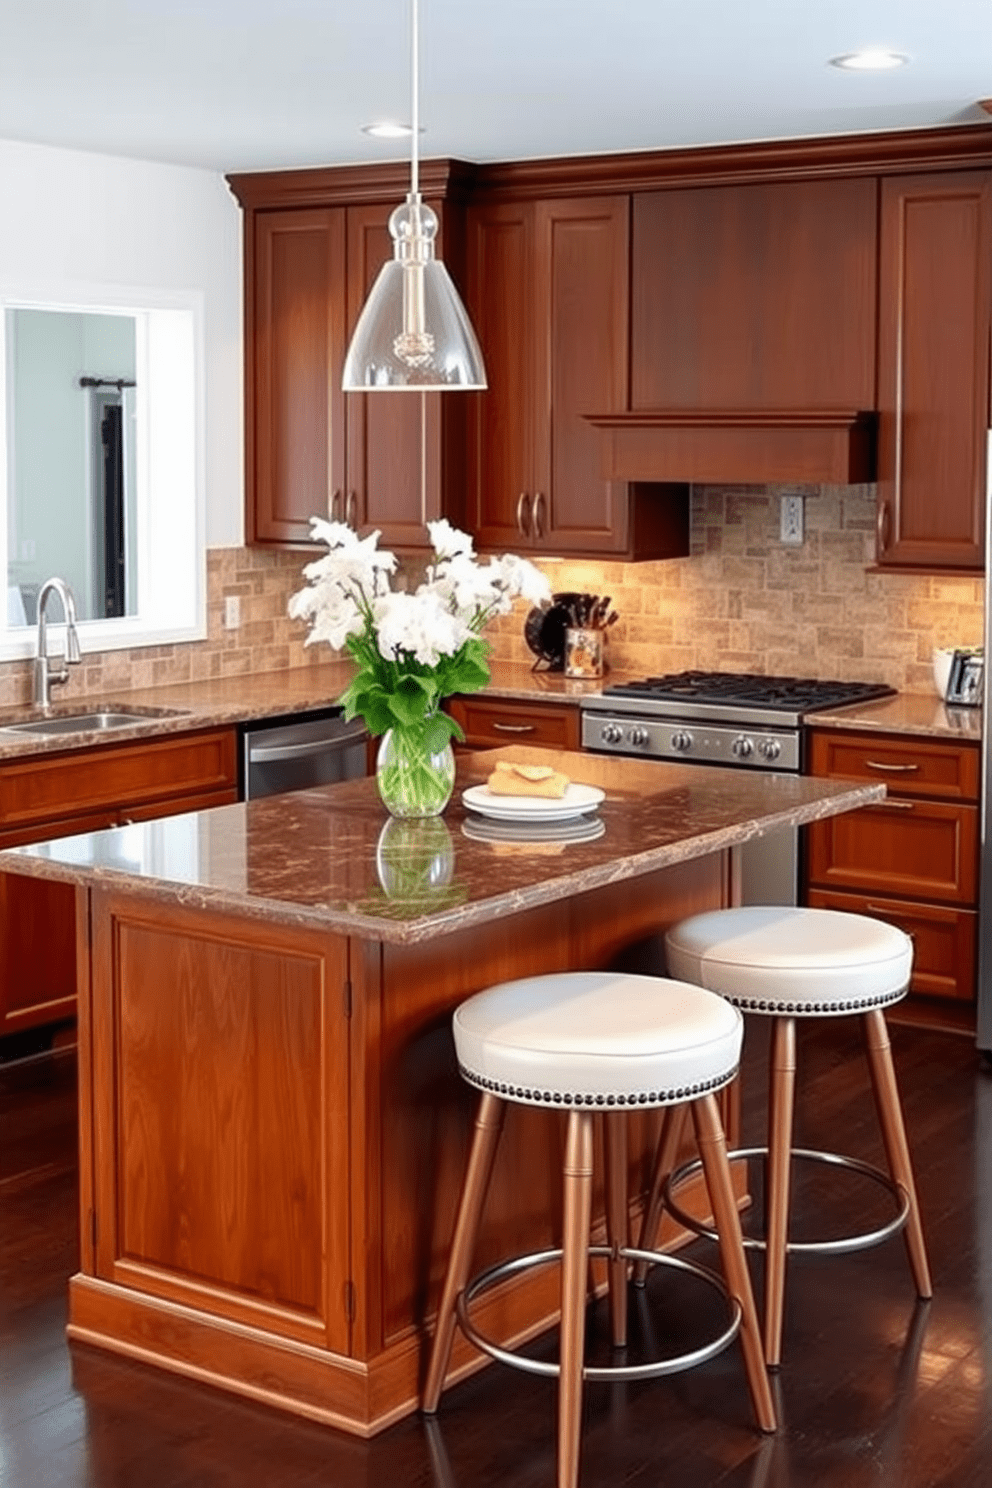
[0,284,205,661]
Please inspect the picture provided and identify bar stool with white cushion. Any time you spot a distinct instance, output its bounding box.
[645,906,932,1369]
[422,970,776,1488]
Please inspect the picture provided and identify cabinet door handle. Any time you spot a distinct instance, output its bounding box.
[532,491,545,540]
[875,799,915,810]
[876,500,891,556]
[516,492,531,538]
[865,760,919,773]
[492,721,536,733]
[346,491,358,528]
[330,489,342,521]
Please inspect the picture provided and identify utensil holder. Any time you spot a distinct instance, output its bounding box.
[564,627,604,679]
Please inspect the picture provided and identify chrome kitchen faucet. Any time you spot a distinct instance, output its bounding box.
[33,577,82,708]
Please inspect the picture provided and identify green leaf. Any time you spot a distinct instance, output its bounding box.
[425,712,457,753]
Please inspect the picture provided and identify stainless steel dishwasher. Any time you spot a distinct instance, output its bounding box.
[241,709,368,800]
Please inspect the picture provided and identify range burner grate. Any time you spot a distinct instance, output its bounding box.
[602,671,896,712]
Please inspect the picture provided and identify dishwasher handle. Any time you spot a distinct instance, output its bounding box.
[247,721,368,764]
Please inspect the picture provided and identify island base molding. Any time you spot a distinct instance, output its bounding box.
[67,1167,735,1437]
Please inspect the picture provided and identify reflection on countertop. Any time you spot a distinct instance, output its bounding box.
[810,691,983,741]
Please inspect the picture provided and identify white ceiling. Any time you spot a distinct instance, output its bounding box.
[1,0,990,175]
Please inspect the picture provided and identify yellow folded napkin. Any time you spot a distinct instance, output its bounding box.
[486,761,571,799]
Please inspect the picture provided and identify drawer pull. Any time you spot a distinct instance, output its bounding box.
[865,760,919,773]
[492,722,536,734]
[865,905,915,941]
[875,799,915,810]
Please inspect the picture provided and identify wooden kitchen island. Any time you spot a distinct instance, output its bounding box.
[0,748,882,1436]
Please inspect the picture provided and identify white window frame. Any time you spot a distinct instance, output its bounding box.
[0,280,206,659]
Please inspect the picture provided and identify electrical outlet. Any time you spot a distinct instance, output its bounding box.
[224,595,241,630]
[780,494,804,546]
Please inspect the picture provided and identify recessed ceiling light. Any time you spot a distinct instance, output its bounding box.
[829,49,909,72]
[362,121,414,139]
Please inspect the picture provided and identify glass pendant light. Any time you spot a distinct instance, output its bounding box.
[341,0,487,391]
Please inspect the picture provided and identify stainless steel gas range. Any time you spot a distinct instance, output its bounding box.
[581,671,896,903]
[582,671,896,773]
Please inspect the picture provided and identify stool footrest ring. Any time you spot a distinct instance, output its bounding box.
[455,1244,742,1383]
[664,1147,912,1256]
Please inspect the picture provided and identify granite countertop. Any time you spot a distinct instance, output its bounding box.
[0,656,974,763]
[807,691,983,741]
[482,664,983,743]
[0,745,883,944]
[0,662,358,760]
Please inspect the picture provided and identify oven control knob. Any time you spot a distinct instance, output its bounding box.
[601,723,624,745]
[759,738,782,762]
[670,730,693,753]
[731,735,754,759]
[628,726,651,748]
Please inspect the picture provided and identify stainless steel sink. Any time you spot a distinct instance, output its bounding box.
[4,707,187,737]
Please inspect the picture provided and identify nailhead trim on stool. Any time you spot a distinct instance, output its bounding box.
[457,1065,736,1107]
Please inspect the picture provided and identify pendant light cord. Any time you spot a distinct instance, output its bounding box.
[410,0,420,198]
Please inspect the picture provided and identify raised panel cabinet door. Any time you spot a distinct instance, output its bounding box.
[345,204,443,548]
[806,798,979,905]
[252,208,347,544]
[88,894,352,1355]
[876,171,992,570]
[631,177,878,412]
[534,196,631,553]
[465,201,536,548]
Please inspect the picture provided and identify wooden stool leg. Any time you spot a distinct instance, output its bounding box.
[422,1092,506,1413]
[633,1105,688,1286]
[604,1111,628,1347]
[692,1093,777,1435]
[559,1110,595,1488]
[863,1008,933,1299]
[765,1017,796,1369]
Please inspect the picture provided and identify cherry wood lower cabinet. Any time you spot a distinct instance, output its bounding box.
[0,729,237,1037]
[68,851,732,1436]
[805,728,980,1013]
[447,694,580,751]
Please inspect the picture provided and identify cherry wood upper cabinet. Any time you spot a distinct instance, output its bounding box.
[230,162,473,551]
[874,171,992,572]
[465,195,689,559]
[344,206,447,548]
[251,209,347,546]
[630,177,878,413]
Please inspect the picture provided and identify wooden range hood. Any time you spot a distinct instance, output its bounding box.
[584,408,877,487]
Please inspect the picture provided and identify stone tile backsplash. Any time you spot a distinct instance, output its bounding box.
[0,547,318,709]
[488,485,985,695]
[0,483,982,708]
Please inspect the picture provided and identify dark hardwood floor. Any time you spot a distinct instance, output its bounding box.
[3,1016,992,1487]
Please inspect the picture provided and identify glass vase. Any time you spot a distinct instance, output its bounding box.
[375,723,456,819]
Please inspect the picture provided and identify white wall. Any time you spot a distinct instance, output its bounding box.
[0,137,242,548]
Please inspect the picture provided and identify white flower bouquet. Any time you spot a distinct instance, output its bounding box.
[289,519,550,814]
